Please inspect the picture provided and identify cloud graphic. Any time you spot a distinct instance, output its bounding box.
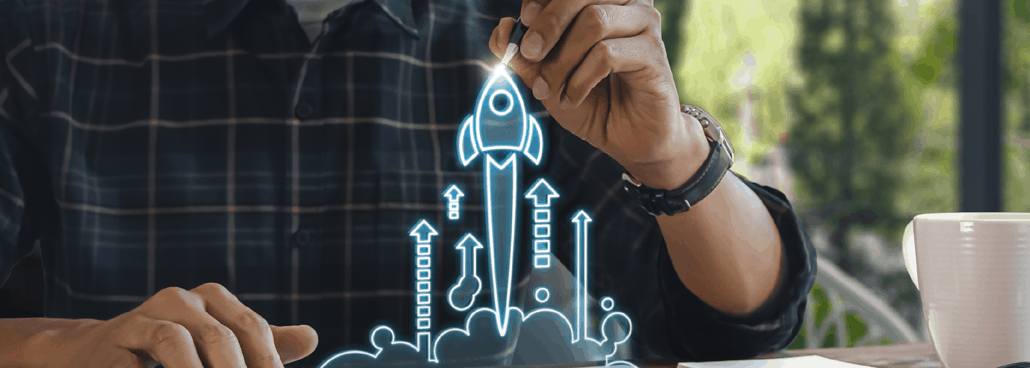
[315,305,636,368]
[315,326,425,367]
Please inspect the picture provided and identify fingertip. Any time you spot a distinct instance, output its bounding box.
[271,325,319,364]
[491,18,517,58]
[489,26,501,56]
[521,1,542,26]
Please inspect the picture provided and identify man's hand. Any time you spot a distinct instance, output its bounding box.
[14,283,317,368]
[489,0,709,189]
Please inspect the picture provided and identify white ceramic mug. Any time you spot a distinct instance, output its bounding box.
[902,213,1030,368]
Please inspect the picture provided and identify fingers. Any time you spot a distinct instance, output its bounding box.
[115,314,204,368]
[144,286,249,368]
[191,282,284,368]
[533,4,653,102]
[519,0,632,61]
[565,35,657,109]
[271,324,319,365]
[489,17,539,85]
[520,0,550,26]
[489,17,519,58]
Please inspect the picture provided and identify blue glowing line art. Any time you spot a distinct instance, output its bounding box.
[320,66,638,368]
[456,66,546,336]
[320,325,419,362]
[526,178,559,269]
[431,306,637,367]
[409,219,439,243]
[473,65,531,153]
[535,287,550,303]
[525,178,560,207]
[483,152,519,335]
[409,219,439,363]
[457,66,545,167]
[443,184,465,221]
[447,233,484,312]
[572,210,592,343]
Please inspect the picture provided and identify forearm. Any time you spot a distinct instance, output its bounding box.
[627,112,787,316]
[657,173,787,316]
[0,318,94,366]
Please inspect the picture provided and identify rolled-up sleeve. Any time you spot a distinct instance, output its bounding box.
[0,0,42,289]
[656,171,818,361]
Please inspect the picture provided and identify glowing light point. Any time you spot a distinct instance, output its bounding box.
[601,297,615,312]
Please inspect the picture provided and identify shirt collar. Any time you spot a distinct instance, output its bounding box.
[205,0,420,39]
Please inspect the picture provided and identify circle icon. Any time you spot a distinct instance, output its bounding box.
[489,90,514,116]
[600,297,615,312]
[534,287,550,303]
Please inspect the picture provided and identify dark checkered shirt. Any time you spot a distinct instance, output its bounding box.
[0,0,817,366]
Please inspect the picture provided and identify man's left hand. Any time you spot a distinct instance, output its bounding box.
[489,0,709,189]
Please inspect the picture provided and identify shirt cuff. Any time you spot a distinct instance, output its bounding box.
[655,172,818,361]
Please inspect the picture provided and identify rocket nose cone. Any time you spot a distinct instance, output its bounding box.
[480,70,521,117]
[476,68,528,150]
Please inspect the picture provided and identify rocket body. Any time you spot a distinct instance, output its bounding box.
[456,66,544,335]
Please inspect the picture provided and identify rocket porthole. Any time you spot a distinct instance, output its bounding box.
[489,90,514,116]
[535,287,550,303]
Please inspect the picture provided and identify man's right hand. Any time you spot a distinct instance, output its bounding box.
[13,283,318,368]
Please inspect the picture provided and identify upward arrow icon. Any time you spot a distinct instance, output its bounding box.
[408,219,439,243]
[524,178,560,207]
[443,184,465,201]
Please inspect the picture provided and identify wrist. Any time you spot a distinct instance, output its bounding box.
[623,114,710,190]
[0,318,98,368]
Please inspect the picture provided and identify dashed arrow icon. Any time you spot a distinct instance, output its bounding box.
[443,184,465,202]
[524,178,560,207]
[408,219,439,243]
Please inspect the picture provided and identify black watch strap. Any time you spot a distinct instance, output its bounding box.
[622,105,734,216]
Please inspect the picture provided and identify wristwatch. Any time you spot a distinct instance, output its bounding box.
[622,104,736,216]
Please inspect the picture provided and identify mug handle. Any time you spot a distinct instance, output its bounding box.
[902,219,919,291]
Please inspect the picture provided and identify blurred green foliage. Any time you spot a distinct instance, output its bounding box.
[787,0,918,274]
[652,0,1030,348]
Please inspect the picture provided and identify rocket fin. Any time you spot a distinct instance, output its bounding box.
[458,115,479,166]
[523,116,544,166]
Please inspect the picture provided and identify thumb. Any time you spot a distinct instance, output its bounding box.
[270,324,319,364]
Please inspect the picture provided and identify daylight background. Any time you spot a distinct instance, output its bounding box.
[649,0,1030,345]
[0,0,1026,352]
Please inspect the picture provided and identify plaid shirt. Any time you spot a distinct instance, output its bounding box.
[0,0,817,366]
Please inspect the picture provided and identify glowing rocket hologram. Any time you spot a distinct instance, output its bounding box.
[317,65,638,368]
[457,65,544,167]
[456,65,545,336]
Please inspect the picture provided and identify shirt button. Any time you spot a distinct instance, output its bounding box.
[293,230,311,246]
[295,101,314,119]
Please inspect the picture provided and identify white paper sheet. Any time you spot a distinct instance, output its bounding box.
[678,355,875,368]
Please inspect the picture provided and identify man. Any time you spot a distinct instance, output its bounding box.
[0,0,817,367]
